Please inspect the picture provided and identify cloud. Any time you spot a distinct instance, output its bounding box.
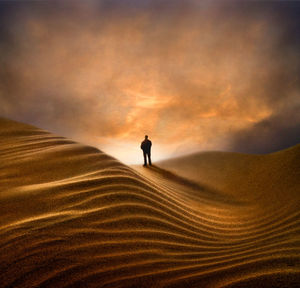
[0,0,299,162]
[229,105,300,154]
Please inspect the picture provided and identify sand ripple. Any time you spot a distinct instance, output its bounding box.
[0,118,299,287]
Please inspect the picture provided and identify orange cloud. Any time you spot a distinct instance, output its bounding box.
[0,1,299,163]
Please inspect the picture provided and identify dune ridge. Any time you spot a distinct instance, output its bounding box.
[157,147,300,205]
[0,117,299,287]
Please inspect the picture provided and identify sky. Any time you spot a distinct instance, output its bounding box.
[0,0,299,164]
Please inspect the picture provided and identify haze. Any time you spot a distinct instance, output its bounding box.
[0,0,299,163]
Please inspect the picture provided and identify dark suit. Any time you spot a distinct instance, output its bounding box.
[141,139,152,165]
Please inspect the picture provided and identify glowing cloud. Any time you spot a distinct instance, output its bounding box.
[0,0,299,163]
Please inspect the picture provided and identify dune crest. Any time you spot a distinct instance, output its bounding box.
[157,147,300,206]
[1,118,299,287]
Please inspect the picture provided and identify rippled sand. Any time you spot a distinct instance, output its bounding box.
[1,117,299,287]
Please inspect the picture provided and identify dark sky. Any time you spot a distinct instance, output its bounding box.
[0,0,299,163]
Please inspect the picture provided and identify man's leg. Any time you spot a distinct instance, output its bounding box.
[148,152,152,165]
[143,151,147,166]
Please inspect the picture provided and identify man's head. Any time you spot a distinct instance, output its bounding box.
[145,135,148,139]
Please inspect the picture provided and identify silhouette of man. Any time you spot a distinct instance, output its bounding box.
[141,135,152,166]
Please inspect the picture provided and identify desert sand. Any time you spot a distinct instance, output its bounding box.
[0,117,299,287]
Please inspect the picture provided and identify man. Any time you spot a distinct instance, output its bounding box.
[140,135,152,166]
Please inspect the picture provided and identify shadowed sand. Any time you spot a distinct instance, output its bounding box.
[0,117,299,287]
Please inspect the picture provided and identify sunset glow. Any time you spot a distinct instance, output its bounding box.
[0,0,299,163]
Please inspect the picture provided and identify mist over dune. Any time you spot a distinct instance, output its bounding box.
[1,2,300,286]
[1,117,299,287]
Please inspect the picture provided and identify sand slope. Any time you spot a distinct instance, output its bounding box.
[157,148,300,205]
[0,117,299,287]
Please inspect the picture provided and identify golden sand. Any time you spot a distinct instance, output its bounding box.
[0,117,299,287]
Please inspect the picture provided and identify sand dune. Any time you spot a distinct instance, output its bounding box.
[0,117,299,287]
[157,147,300,206]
